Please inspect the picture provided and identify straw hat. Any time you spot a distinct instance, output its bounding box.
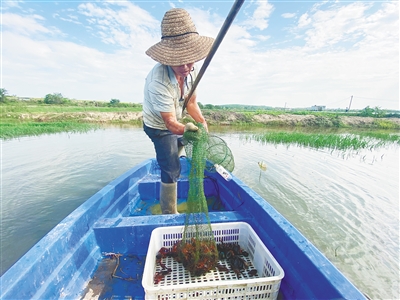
[146,8,214,66]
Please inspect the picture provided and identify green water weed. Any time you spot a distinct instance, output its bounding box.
[248,131,399,151]
[0,121,98,139]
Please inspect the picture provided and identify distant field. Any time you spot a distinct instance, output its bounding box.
[1,99,399,141]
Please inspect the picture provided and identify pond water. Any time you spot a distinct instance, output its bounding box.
[1,126,399,299]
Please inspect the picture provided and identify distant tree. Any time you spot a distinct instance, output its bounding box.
[0,88,8,102]
[109,99,120,107]
[360,106,385,117]
[205,104,214,109]
[197,102,204,109]
[373,106,386,118]
[44,93,65,104]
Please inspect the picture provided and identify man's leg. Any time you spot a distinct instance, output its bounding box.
[144,125,180,214]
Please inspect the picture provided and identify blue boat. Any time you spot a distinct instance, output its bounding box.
[0,158,366,299]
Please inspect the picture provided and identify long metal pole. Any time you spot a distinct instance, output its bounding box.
[182,0,245,113]
[348,95,353,110]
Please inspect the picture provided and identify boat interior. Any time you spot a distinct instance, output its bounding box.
[1,158,365,300]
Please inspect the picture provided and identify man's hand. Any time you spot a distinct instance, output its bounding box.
[184,122,198,132]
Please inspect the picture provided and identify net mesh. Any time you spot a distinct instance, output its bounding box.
[184,131,235,173]
[176,123,234,276]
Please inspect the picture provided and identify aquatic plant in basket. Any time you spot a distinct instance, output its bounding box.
[177,238,218,276]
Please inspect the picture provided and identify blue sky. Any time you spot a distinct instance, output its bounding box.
[2,0,399,109]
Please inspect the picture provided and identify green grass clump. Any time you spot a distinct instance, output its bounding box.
[0,121,98,139]
[248,131,400,151]
[372,119,398,129]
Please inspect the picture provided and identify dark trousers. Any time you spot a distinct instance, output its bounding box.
[143,124,182,183]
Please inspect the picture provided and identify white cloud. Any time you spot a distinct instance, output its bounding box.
[282,13,296,19]
[1,1,398,110]
[3,31,152,101]
[298,13,311,28]
[2,13,61,36]
[2,0,23,9]
[243,0,274,30]
[200,1,398,109]
[359,1,398,46]
[184,7,221,38]
[302,2,372,49]
[1,4,155,101]
[57,14,82,25]
[76,2,159,49]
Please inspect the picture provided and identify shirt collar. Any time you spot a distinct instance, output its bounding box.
[166,66,178,85]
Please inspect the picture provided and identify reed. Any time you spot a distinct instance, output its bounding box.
[247,131,400,151]
[0,121,98,139]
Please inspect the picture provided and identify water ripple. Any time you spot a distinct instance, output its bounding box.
[1,129,398,299]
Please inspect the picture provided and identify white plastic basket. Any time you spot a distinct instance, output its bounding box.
[142,222,284,300]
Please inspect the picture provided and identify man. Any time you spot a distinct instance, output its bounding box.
[143,8,214,214]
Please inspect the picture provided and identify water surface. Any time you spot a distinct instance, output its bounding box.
[1,126,398,299]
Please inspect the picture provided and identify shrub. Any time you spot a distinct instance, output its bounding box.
[373,120,398,129]
[108,99,120,106]
[44,93,67,104]
[0,88,8,102]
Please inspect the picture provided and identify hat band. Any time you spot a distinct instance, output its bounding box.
[161,31,199,39]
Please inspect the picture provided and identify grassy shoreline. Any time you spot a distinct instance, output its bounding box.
[0,121,99,140]
[1,101,399,151]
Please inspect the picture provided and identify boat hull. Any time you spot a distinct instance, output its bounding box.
[0,158,366,299]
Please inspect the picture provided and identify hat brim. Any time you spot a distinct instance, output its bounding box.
[146,35,214,66]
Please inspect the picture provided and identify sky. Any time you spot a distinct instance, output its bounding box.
[1,0,399,110]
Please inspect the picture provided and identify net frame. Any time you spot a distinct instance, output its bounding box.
[184,133,235,173]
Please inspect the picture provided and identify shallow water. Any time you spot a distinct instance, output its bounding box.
[1,126,399,299]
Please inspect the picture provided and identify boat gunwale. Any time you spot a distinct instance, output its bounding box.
[0,158,366,300]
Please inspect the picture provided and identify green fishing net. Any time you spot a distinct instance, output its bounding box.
[176,123,234,276]
[184,129,235,173]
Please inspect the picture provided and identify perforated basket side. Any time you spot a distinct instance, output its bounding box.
[142,222,284,300]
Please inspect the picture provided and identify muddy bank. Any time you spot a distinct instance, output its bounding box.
[201,111,400,127]
[17,111,400,128]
